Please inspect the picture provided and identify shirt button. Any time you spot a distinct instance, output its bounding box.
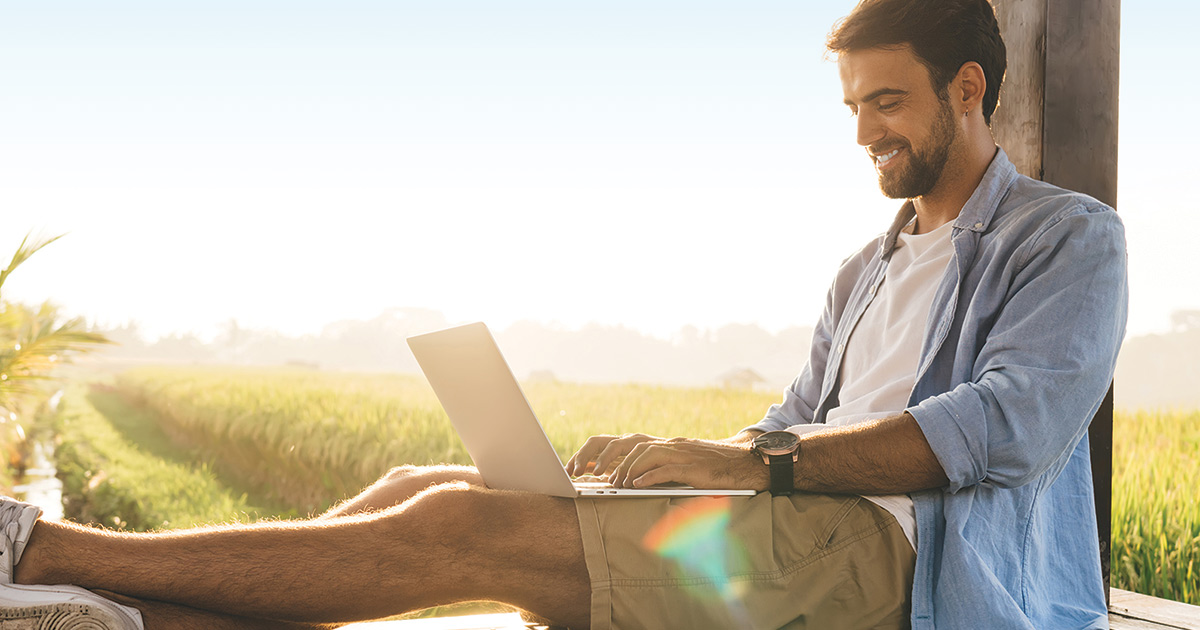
[974,222,983,229]
[868,285,876,295]
[838,343,846,353]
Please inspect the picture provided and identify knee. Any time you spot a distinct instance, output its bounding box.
[405,480,479,511]
[386,483,572,544]
[376,465,443,501]
[382,464,480,487]
[382,465,420,483]
[376,481,483,537]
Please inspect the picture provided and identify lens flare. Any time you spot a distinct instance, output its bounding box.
[642,496,751,620]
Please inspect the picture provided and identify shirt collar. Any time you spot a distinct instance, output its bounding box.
[880,146,1019,258]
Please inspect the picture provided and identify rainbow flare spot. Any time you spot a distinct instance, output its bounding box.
[642,496,750,620]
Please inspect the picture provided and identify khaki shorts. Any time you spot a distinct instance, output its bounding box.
[574,492,915,630]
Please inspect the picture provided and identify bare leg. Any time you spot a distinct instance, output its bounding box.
[35,466,486,630]
[40,466,487,630]
[319,465,482,519]
[16,482,591,628]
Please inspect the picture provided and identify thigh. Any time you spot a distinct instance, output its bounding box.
[575,493,915,630]
[386,483,591,629]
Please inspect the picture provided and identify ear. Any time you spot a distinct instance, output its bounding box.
[954,61,987,117]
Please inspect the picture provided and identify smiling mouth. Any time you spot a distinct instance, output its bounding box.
[873,148,902,168]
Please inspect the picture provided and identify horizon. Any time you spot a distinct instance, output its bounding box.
[4,1,1197,342]
[81,307,1200,412]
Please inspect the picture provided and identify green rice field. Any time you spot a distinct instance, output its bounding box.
[1111,409,1200,605]
[43,366,1200,606]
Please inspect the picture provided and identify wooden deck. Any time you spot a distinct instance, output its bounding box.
[1109,589,1200,630]
[345,589,1200,629]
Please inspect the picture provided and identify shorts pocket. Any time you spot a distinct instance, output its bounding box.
[816,495,864,549]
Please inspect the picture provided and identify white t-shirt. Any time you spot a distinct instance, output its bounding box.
[791,219,955,549]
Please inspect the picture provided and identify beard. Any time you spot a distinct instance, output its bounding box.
[876,100,957,199]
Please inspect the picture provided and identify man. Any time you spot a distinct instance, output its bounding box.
[0,0,1126,628]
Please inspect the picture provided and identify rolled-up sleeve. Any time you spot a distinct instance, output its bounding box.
[908,205,1127,493]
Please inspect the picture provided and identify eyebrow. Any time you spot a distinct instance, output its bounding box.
[844,88,907,106]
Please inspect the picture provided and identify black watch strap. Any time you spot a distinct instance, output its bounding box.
[768,454,795,496]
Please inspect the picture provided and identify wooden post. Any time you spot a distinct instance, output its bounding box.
[1042,0,1121,208]
[991,0,1121,604]
[990,0,1047,179]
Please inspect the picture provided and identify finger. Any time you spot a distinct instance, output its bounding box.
[575,434,642,475]
[625,444,688,487]
[566,449,593,477]
[593,442,623,477]
[567,435,617,476]
[611,442,666,487]
[632,464,692,488]
[608,441,647,486]
[565,445,585,476]
[594,434,653,476]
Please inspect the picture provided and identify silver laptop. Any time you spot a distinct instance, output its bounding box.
[406,322,756,498]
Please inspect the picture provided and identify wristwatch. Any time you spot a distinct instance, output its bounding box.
[752,431,801,496]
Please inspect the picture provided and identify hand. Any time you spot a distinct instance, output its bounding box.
[608,438,769,491]
[566,433,664,477]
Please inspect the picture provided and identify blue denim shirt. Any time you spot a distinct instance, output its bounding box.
[749,148,1127,629]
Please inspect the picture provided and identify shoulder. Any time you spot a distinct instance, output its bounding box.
[995,174,1122,234]
[988,174,1126,269]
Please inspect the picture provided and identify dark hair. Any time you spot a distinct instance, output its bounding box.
[827,0,1007,125]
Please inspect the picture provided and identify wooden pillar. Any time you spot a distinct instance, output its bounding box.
[992,0,1120,202]
[991,0,1121,604]
[990,0,1047,180]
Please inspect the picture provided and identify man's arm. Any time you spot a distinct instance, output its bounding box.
[909,207,1127,493]
[788,413,947,493]
[607,413,948,494]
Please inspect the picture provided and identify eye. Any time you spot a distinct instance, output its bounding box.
[878,101,900,112]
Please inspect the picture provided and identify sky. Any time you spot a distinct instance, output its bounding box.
[2,1,1196,342]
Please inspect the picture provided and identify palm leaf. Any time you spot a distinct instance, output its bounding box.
[0,232,111,414]
[0,233,65,301]
[0,303,112,410]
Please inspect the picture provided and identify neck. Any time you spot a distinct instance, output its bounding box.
[910,130,998,234]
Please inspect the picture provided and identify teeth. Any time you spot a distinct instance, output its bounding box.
[876,149,901,165]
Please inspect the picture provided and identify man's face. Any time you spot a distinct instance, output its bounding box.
[838,46,960,199]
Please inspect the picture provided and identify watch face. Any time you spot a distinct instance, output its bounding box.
[756,431,799,455]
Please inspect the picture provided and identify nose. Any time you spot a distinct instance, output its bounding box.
[856,110,885,147]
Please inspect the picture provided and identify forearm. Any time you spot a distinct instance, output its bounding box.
[605,418,947,494]
[793,413,948,495]
[724,429,763,445]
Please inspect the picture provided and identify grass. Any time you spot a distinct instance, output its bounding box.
[49,385,287,530]
[1111,409,1200,605]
